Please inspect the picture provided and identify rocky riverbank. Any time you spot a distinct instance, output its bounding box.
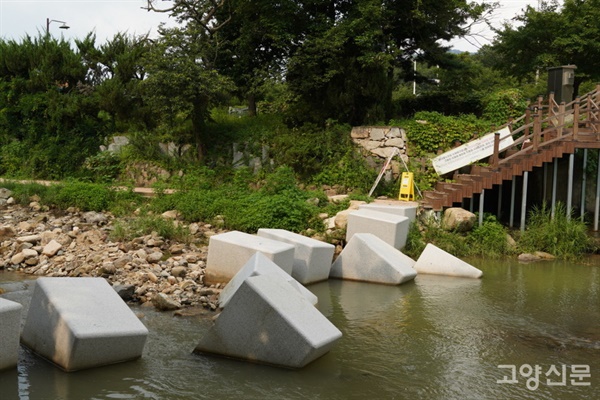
[0,198,227,312]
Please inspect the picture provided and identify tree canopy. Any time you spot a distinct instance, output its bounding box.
[489,0,600,94]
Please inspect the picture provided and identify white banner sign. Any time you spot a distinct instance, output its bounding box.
[432,126,514,175]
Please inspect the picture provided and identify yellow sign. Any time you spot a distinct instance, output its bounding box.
[399,172,414,201]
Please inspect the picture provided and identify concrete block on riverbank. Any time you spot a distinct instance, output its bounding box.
[195,275,342,369]
[358,203,417,223]
[330,233,416,285]
[414,243,483,278]
[20,277,148,372]
[205,231,295,285]
[219,252,318,308]
[0,298,22,371]
[257,228,335,284]
[346,209,410,249]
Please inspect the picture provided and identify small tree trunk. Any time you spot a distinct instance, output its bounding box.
[247,93,257,116]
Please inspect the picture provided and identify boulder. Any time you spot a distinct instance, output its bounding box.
[443,208,476,232]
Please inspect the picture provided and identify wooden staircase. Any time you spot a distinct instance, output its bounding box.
[422,86,600,211]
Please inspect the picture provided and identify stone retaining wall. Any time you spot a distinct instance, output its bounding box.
[351,126,409,181]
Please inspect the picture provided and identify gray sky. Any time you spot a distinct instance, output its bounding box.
[449,1,561,52]
[0,0,174,44]
[0,1,551,51]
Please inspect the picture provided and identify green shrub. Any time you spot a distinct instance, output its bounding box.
[82,151,123,183]
[111,214,190,242]
[399,112,491,157]
[518,202,593,259]
[467,215,512,258]
[48,181,114,211]
[482,88,528,126]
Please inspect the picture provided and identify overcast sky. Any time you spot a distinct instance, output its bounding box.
[0,1,551,51]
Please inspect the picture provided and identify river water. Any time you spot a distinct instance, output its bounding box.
[1,257,599,399]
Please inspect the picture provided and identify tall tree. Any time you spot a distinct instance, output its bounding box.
[143,1,234,159]
[285,0,493,125]
[490,0,600,94]
[0,35,107,178]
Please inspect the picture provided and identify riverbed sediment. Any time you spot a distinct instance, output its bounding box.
[0,202,225,311]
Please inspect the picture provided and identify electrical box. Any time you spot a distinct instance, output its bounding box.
[547,65,576,104]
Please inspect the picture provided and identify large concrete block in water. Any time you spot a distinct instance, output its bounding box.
[358,203,417,223]
[219,252,318,308]
[205,231,295,284]
[346,209,410,250]
[257,228,334,284]
[414,243,483,278]
[0,298,22,371]
[21,277,148,372]
[195,275,342,369]
[330,233,416,285]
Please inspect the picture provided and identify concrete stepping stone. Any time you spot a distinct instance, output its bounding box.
[219,252,318,308]
[195,275,342,369]
[330,233,416,285]
[21,277,149,372]
[346,209,410,250]
[414,243,483,278]
[257,228,335,284]
[0,298,22,371]
[358,203,417,223]
[205,231,295,285]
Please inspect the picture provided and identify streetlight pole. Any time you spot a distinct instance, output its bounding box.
[46,18,70,34]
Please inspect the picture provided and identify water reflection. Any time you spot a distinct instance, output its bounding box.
[0,259,598,399]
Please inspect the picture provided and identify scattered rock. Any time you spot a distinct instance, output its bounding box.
[518,253,542,262]
[42,240,62,257]
[152,293,182,311]
[443,207,476,232]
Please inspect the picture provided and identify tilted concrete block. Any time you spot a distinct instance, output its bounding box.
[257,228,334,284]
[0,298,22,371]
[358,203,417,223]
[219,252,318,308]
[330,233,416,285]
[21,277,148,371]
[346,209,410,250]
[414,243,483,278]
[195,275,342,369]
[205,231,295,285]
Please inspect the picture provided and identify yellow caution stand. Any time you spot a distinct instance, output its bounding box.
[399,172,414,201]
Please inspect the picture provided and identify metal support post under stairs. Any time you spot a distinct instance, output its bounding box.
[581,149,587,221]
[510,176,516,228]
[552,158,558,220]
[479,190,484,227]
[595,151,600,231]
[520,171,529,232]
[567,153,574,221]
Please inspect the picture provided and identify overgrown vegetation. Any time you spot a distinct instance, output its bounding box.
[517,203,594,259]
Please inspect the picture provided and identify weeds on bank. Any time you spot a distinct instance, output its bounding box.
[517,202,594,259]
[405,213,513,259]
[111,214,190,243]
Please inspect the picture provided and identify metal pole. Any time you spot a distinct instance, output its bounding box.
[479,190,484,227]
[581,149,588,221]
[595,150,600,231]
[510,176,516,228]
[497,184,503,219]
[521,171,529,232]
[567,153,574,221]
[552,158,558,220]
